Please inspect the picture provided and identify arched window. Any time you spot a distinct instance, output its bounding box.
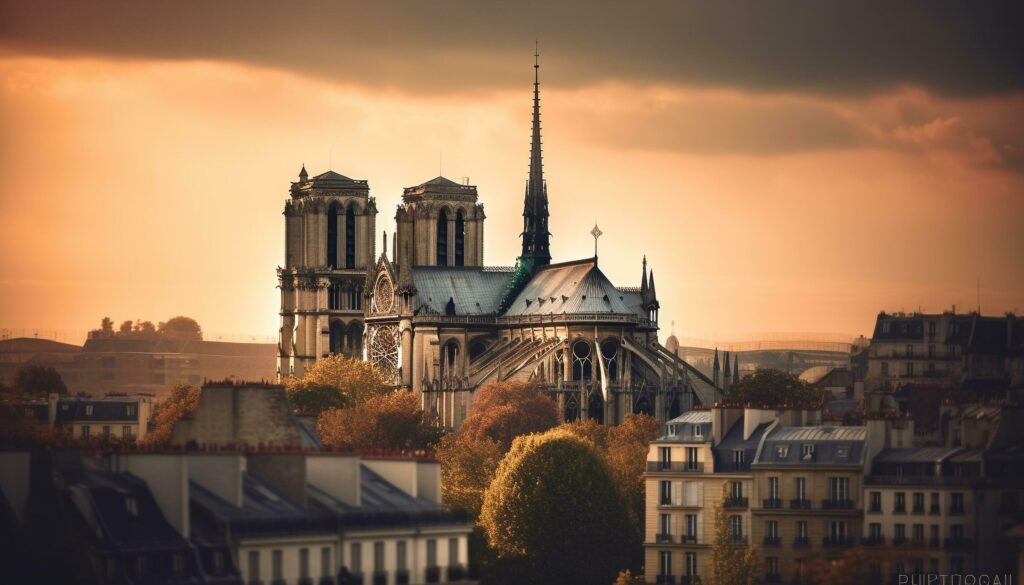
[440,340,459,379]
[572,340,592,381]
[345,206,356,268]
[326,202,341,268]
[588,391,604,424]
[329,320,344,355]
[564,395,579,423]
[436,209,449,266]
[469,340,487,362]
[346,322,364,359]
[600,338,620,381]
[633,393,653,416]
[454,210,465,266]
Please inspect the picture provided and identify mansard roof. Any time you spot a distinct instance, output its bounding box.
[503,258,645,318]
[411,266,514,316]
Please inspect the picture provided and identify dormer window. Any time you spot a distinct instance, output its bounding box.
[776,446,789,459]
[126,405,136,417]
[85,405,94,416]
[801,444,815,460]
[668,424,677,437]
[836,445,850,459]
[694,425,703,439]
[125,497,138,517]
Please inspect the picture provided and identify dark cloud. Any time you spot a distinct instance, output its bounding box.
[1,0,1021,97]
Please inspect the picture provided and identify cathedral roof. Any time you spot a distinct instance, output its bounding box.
[312,170,355,182]
[411,266,514,316]
[291,169,369,195]
[503,258,645,318]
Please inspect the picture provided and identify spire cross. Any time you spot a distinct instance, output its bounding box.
[591,223,603,258]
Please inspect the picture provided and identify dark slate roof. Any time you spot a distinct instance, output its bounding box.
[12,401,48,422]
[504,258,645,318]
[712,417,771,473]
[873,447,960,464]
[412,266,514,316]
[968,316,1014,353]
[190,473,335,537]
[755,425,867,466]
[872,315,925,340]
[54,397,141,425]
[659,411,712,442]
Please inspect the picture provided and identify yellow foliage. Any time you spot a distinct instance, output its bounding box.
[285,355,389,407]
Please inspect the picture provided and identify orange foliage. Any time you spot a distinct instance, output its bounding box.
[317,391,440,451]
[143,384,201,445]
[459,380,559,448]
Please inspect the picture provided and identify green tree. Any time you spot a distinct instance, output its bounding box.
[480,429,633,585]
[436,432,505,518]
[728,368,822,407]
[286,355,389,408]
[711,483,758,585]
[13,364,66,395]
[144,384,202,445]
[317,391,440,451]
[459,380,559,449]
[157,316,203,341]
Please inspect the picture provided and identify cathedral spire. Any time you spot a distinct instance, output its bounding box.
[520,43,551,268]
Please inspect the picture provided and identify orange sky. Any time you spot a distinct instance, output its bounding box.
[1,3,1023,344]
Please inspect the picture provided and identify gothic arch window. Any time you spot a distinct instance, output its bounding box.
[588,391,604,424]
[345,205,356,268]
[326,201,341,268]
[564,394,580,423]
[436,209,449,266]
[571,340,592,381]
[346,322,364,359]
[633,393,653,416]
[328,282,342,310]
[600,338,620,381]
[454,209,466,266]
[329,320,345,355]
[469,340,488,362]
[440,340,459,380]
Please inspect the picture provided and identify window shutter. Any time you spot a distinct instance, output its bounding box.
[670,514,677,536]
[672,481,683,505]
[696,513,704,543]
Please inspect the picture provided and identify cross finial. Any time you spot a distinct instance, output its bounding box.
[591,223,603,258]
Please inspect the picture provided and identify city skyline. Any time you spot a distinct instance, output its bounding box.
[2,1,1023,343]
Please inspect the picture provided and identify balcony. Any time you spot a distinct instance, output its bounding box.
[763,536,781,546]
[299,579,315,585]
[790,499,811,510]
[822,536,854,547]
[793,537,810,547]
[762,498,783,509]
[929,504,941,515]
[892,536,907,546]
[909,538,926,548]
[765,573,782,584]
[425,566,441,584]
[724,496,749,509]
[318,578,336,585]
[648,462,705,473]
[682,534,698,544]
[395,570,410,585]
[912,505,925,514]
[681,576,703,585]
[372,572,387,585]
[730,535,748,545]
[944,537,975,551]
[861,536,886,546]
[950,506,965,516]
[656,576,677,585]
[928,537,941,549]
[822,499,854,510]
[341,574,363,585]
[868,505,881,513]
[656,533,675,544]
[893,505,906,514]
[446,565,465,581]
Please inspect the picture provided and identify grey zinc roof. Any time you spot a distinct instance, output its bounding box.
[713,419,772,472]
[755,425,867,466]
[504,258,644,318]
[873,447,961,464]
[412,266,513,315]
[660,411,713,441]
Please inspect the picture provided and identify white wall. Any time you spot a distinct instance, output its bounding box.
[307,454,361,506]
[111,453,189,536]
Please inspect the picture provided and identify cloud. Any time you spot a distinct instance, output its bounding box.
[1,0,1022,97]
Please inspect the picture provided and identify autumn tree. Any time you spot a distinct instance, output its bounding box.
[286,355,389,413]
[480,429,633,585]
[317,391,440,451]
[13,364,66,395]
[459,380,559,449]
[436,433,505,518]
[802,545,911,585]
[728,368,823,407]
[157,316,203,341]
[711,483,758,585]
[144,384,201,445]
[612,570,645,585]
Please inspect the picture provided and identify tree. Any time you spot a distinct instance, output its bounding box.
[13,364,66,395]
[459,380,559,449]
[118,320,133,336]
[286,355,389,408]
[612,570,645,585]
[480,429,633,585]
[711,483,758,585]
[144,384,201,445]
[317,392,440,451]
[157,316,203,341]
[803,546,911,585]
[436,432,505,518]
[100,317,114,337]
[728,368,823,407]
[287,383,350,416]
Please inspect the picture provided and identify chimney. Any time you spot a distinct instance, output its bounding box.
[416,460,441,504]
[362,457,422,499]
[188,453,245,507]
[111,453,189,537]
[306,453,361,506]
[247,453,308,507]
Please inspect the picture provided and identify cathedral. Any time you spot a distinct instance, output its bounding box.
[278,56,722,427]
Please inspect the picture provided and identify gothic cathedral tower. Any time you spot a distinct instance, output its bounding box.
[278,168,377,377]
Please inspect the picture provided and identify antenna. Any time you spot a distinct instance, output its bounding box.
[329,148,332,171]
[977,276,981,314]
[439,151,443,177]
